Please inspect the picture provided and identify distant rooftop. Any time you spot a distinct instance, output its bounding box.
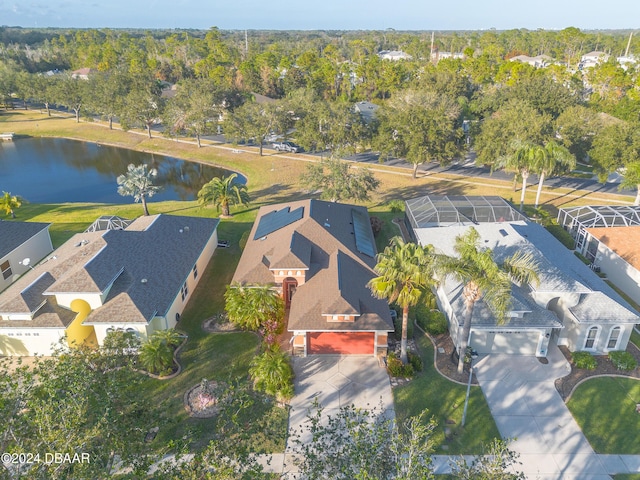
[0,221,51,258]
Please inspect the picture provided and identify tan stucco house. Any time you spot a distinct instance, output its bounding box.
[232,199,394,356]
[0,214,218,356]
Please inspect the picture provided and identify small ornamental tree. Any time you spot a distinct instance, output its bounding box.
[116,163,161,216]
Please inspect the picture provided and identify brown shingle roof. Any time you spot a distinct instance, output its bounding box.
[233,199,393,333]
[585,226,640,271]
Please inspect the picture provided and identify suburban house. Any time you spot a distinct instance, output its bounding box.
[509,54,553,68]
[232,199,394,356]
[558,205,640,303]
[405,195,640,357]
[431,51,465,62]
[378,50,412,61]
[70,67,97,80]
[579,51,610,69]
[353,101,379,125]
[0,214,219,356]
[0,221,53,293]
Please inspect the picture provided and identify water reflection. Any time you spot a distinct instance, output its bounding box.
[0,137,244,204]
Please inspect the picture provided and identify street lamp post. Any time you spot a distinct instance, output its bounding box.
[461,347,478,428]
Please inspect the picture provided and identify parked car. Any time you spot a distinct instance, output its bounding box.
[272,141,303,153]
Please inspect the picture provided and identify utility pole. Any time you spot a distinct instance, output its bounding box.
[430,31,435,62]
[245,30,249,56]
[625,31,633,57]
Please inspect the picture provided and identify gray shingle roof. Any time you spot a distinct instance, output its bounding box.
[0,221,51,258]
[569,292,640,324]
[0,214,218,329]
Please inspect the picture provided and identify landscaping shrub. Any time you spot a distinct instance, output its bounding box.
[387,199,405,213]
[609,351,637,371]
[408,351,423,372]
[546,224,575,250]
[387,352,415,378]
[415,305,447,335]
[573,251,591,265]
[239,230,249,250]
[249,347,294,401]
[571,351,597,370]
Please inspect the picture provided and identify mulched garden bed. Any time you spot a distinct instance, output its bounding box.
[554,343,640,401]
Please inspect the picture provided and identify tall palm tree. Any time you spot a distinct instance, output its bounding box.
[368,236,438,364]
[0,191,23,218]
[533,140,576,208]
[198,173,249,217]
[440,227,539,373]
[620,161,640,206]
[116,163,161,216]
[224,283,284,332]
[499,140,542,211]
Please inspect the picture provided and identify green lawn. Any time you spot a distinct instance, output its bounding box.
[394,332,500,454]
[567,377,640,454]
[631,328,640,350]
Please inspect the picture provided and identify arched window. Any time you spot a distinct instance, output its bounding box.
[607,326,622,350]
[584,326,599,350]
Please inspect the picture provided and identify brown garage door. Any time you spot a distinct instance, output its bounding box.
[308,332,374,354]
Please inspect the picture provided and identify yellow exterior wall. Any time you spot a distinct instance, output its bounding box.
[65,299,97,348]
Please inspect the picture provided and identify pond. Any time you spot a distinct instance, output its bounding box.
[0,137,244,204]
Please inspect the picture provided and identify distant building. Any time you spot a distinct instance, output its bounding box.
[70,68,97,80]
[616,55,637,71]
[378,50,412,61]
[509,54,553,68]
[353,101,379,124]
[431,51,465,62]
[579,51,610,70]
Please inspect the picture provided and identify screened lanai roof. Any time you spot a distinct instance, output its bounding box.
[85,216,133,232]
[557,206,640,230]
[405,195,527,228]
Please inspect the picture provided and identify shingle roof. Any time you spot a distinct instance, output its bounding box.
[233,199,393,333]
[585,226,640,271]
[0,214,218,329]
[569,291,640,324]
[0,221,51,258]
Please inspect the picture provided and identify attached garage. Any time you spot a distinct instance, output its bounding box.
[471,330,541,355]
[308,332,375,355]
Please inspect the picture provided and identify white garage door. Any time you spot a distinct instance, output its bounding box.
[471,330,540,355]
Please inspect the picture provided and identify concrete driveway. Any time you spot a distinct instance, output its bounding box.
[285,355,394,451]
[473,344,638,479]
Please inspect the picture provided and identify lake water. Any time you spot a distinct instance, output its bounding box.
[0,137,243,204]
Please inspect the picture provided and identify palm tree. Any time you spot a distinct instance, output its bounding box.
[499,140,542,211]
[138,338,173,375]
[533,140,576,208]
[620,161,640,206]
[249,347,294,400]
[152,328,184,348]
[197,173,249,217]
[439,227,540,373]
[116,163,161,216]
[0,191,23,218]
[368,236,439,364]
[224,283,284,332]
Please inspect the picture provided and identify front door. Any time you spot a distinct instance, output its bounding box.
[283,278,298,308]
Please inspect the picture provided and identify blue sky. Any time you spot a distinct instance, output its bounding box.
[1,0,639,30]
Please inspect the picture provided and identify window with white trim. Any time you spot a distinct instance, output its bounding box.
[1,260,12,280]
[607,326,622,350]
[181,281,189,301]
[584,326,599,349]
[193,264,198,280]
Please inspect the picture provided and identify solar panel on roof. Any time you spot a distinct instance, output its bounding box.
[253,206,304,240]
[351,209,376,258]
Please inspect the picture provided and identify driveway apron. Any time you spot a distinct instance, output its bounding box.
[473,344,613,479]
[285,355,394,452]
